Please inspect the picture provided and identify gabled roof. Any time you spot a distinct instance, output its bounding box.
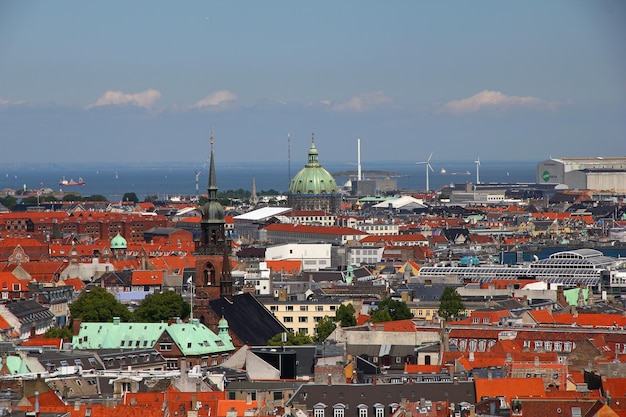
[73,321,168,350]
[63,277,86,291]
[164,319,234,355]
[131,270,164,286]
[474,377,545,404]
[210,293,287,346]
[265,259,302,275]
[21,337,63,349]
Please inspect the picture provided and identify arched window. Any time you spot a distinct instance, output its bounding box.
[333,403,347,417]
[313,404,327,417]
[203,263,216,286]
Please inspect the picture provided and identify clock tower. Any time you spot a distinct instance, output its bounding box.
[193,130,233,329]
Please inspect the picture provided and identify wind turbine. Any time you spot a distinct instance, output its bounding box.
[194,155,211,201]
[475,156,481,185]
[416,152,434,191]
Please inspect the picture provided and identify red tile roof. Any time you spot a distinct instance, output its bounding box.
[265,259,302,275]
[475,377,545,404]
[131,270,164,285]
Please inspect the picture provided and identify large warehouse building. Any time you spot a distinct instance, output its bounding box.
[537,157,626,191]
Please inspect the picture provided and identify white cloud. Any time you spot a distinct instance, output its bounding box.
[89,89,161,109]
[330,91,394,112]
[192,90,237,108]
[444,90,558,114]
[0,97,9,106]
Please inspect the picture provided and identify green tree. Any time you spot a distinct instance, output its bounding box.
[314,316,337,342]
[370,308,393,323]
[41,195,58,202]
[70,287,132,323]
[438,286,465,321]
[44,327,73,340]
[133,291,190,322]
[20,196,39,204]
[0,195,17,210]
[268,331,313,346]
[122,192,139,203]
[370,298,413,323]
[335,303,357,327]
[62,193,82,202]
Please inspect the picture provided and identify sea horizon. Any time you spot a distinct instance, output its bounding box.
[0,159,538,201]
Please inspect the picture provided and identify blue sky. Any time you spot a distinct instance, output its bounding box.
[0,1,624,165]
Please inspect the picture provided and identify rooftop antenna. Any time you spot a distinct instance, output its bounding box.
[416,152,434,191]
[357,138,362,181]
[475,156,481,185]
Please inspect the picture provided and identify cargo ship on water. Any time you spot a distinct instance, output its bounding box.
[59,177,85,186]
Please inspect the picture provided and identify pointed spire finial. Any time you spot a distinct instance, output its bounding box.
[210,125,214,149]
[311,132,315,144]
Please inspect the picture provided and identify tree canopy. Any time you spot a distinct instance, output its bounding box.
[70,287,132,323]
[0,195,17,210]
[335,303,357,327]
[122,192,139,203]
[44,327,73,340]
[268,331,312,346]
[438,286,465,321]
[370,298,413,323]
[62,193,82,202]
[314,316,337,342]
[133,290,190,322]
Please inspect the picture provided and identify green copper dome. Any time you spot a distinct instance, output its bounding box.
[289,141,338,195]
[110,232,127,249]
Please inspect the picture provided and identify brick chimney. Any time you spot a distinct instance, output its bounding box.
[72,318,82,336]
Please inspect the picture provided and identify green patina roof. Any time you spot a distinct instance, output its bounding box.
[166,319,234,355]
[110,232,127,249]
[289,141,338,195]
[72,318,234,355]
[564,287,589,306]
[73,321,167,350]
[358,196,395,202]
[2,355,30,375]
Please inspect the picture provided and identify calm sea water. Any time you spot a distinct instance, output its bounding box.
[0,160,537,201]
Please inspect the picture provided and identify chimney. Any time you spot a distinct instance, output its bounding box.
[113,317,120,325]
[327,373,332,386]
[73,318,82,336]
[34,391,39,414]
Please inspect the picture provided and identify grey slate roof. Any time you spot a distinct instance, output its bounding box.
[4,300,54,324]
[209,293,287,346]
[285,381,476,410]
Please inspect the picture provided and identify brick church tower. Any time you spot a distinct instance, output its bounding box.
[193,132,233,331]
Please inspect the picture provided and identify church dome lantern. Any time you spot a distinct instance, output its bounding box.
[288,135,341,213]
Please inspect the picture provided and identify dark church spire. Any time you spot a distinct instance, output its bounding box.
[197,127,225,254]
[207,127,218,202]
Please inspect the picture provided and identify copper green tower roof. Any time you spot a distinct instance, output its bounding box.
[289,136,338,195]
